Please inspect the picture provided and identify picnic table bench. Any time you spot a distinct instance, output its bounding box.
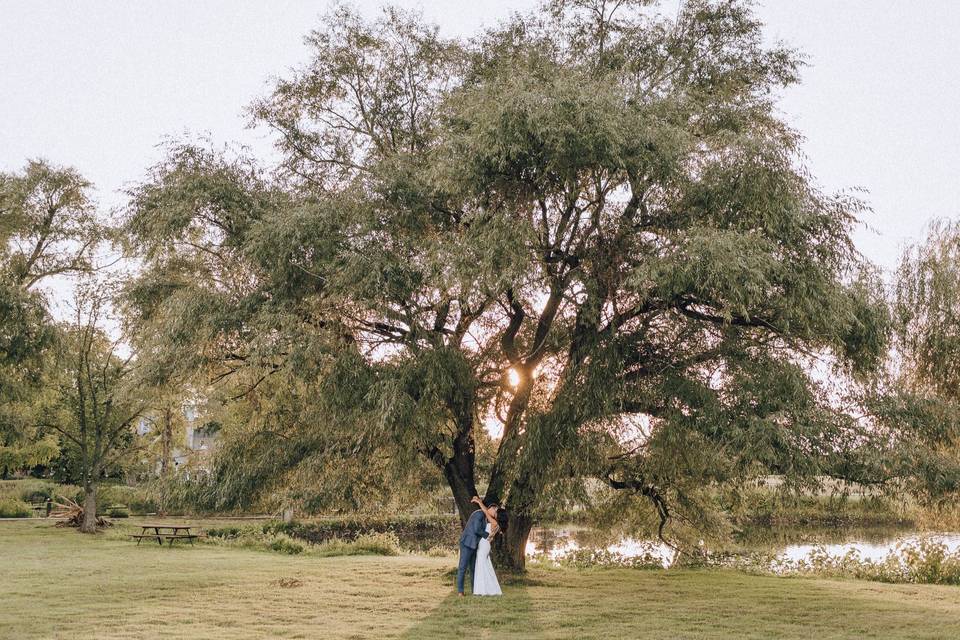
[30,499,52,517]
[131,523,199,546]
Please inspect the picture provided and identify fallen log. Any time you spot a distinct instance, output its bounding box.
[51,496,112,529]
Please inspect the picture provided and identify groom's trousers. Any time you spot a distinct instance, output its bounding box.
[456,543,478,593]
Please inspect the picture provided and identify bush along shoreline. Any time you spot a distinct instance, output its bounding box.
[699,539,960,586]
[202,522,405,558]
[265,515,460,552]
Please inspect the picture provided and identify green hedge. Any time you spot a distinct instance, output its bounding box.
[269,515,460,551]
[0,480,162,515]
[206,526,243,539]
[203,525,402,558]
[0,499,32,518]
[93,485,159,515]
[0,479,76,504]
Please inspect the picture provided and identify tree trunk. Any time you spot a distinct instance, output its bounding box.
[441,406,480,526]
[438,395,536,570]
[495,509,533,571]
[494,381,586,571]
[443,458,479,526]
[80,484,98,533]
[160,408,172,477]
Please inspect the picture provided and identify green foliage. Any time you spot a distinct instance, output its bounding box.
[95,485,160,515]
[0,269,58,475]
[1,160,106,479]
[883,219,960,499]
[20,487,52,503]
[314,532,401,557]
[533,544,667,570]
[895,219,960,400]
[0,479,78,504]
[105,505,130,518]
[0,160,101,287]
[0,498,31,518]
[267,534,305,555]
[206,525,242,539]
[203,523,400,557]
[0,283,52,387]
[728,489,910,529]
[268,515,459,552]
[202,527,306,555]
[0,436,59,473]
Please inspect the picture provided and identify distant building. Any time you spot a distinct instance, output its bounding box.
[137,401,220,475]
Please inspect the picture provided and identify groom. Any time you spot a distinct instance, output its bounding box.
[456,496,498,596]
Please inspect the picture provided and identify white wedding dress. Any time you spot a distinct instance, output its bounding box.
[473,523,502,596]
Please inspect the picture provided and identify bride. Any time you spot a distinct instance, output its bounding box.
[470,496,505,596]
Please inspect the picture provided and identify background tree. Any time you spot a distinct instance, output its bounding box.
[895,219,960,400]
[0,283,57,476]
[0,160,103,477]
[157,404,179,477]
[40,283,145,532]
[886,219,960,498]
[125,0,893,568]
[135,392,189,479]
[0,159,101,288]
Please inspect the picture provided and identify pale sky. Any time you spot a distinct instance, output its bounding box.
[2,0,958,304]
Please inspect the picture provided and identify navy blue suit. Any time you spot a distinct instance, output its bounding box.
[457,509,489,593]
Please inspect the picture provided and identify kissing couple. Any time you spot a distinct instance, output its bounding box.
[457,496,508,597]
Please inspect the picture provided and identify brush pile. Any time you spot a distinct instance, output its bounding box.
[51,496,112,529]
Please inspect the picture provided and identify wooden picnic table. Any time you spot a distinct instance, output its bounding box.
[132,523,199,546]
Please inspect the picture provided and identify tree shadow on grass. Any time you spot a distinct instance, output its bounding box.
[398,572,544,640]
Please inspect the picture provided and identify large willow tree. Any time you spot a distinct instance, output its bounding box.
[125,1,890,568]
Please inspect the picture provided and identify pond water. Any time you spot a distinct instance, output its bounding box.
[526,525,960,568]
[777,533,960,563]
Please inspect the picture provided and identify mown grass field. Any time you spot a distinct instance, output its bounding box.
[3,520,960,639]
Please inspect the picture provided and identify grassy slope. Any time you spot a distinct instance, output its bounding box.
[3,521,960,640]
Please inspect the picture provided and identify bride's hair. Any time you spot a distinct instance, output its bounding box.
[495,509,508,533]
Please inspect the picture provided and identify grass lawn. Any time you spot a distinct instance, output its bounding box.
[3,521,960,639]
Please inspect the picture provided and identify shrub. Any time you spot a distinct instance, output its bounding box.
[719,540,960,586]
[202,522,402,557]
[206,526,243,539]
[271,515,459,551]
[0,480,78,504]
[900,540,960,584]
[426,545,455,557]
[20,483,56,503]
[351,532,401,556]
[547,547,666,569]
[202,526,308,555]
[106,505,130,518]
[96,485,159,515]
[268,534,305,555]
[0,499,32,518]
[315,532,401,557]
[127,495,160,515]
